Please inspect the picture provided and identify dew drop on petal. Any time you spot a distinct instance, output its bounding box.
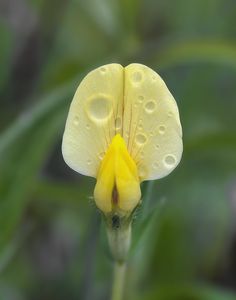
[164,154,176,168]
[149,130,155,136]
[115,116,122,130]
[86,124,90,130]
[158,125,166,135]
[138,119,143,128]
[98,152,105,160]
[140,151,144,159]
[155,144,160,150]
[138,95,144,103]
[131,71,143,83]
[144,100,156,114]
[152,162,159,169]
[139,118,143,122]
[138,165,148,179]
[87,159,92,165]
[168,111,173,117]
[73,116,79,126]
[135,133,147,145]
[100,67,107,73]
[87,95,112,122]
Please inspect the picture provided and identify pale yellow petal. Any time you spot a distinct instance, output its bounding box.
[123,63,183,181]
[62,63,183,182]
[62,64,124,177]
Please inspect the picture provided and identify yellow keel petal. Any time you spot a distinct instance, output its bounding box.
[94,134,141,213]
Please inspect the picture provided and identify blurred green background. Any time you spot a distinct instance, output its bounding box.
[1,0,236,299]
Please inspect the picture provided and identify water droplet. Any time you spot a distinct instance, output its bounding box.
[135,133,147,145]
[152,75,156,81]
[87,95,112,122]
[158,125,166,135]
[164,154,176,168]
[115,117,122,130]
[87,159,92,165]
[155,144,160,150]
[149,130,155,136]
[73,116,79,126]
[138,165,147,179]
[86,124,90,130]
[138,95,144,103]
[125,131,129,138]
[152,162,159,169]
[138,119,143,130]
[140,151,144,159]
[131,71,143,83]
[144,100,156,114]
[100,67,107,73]
[168,111,173,117]
[98,152,105,160]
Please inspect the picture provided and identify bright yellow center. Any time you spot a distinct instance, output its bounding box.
[94,134,141,213]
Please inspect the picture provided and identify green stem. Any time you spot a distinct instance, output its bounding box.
[111,261,127,300]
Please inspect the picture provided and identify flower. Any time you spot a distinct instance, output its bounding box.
[62,63,183,216]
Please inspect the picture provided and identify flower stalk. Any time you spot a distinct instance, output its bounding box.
[111,261,127,300]
[105,214,132,263]
[105,213,132,300]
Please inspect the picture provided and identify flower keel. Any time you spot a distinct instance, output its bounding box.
[94,134,141,214]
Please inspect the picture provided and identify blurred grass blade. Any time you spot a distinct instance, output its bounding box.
[0,78,79,155]
[0,22,13,91]
[0,105,65,251]
[139,284,236,300]
[131,181,165,254]
[78,0,120,37]
[147,39,236,70]
[185,131,236,154]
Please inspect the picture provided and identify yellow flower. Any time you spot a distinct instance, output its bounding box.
[62,63,183,215]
